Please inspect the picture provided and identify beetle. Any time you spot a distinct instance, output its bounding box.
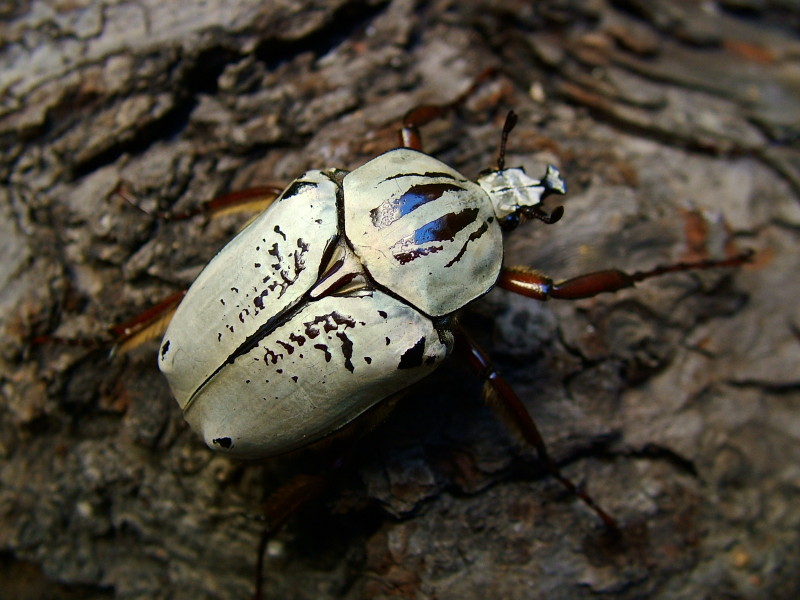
[157,125,567,458]
[150,101,750,516]
[156,105,748,463]
[92,83,754,599]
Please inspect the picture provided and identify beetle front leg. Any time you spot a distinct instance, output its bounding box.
[454,325,618,531]
[497,250,753,301]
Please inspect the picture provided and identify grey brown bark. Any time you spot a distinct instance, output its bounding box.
[2,1,799,599]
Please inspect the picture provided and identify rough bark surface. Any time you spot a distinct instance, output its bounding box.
[2,1,799,599]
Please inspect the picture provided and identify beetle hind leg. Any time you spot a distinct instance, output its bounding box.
[454,325,619,531]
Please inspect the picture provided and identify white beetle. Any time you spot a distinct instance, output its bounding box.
[158,143,565,458]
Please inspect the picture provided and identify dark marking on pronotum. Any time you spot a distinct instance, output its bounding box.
[274,225,287,240]
[213,437,232,449]
[444,219,490,268]
[254,262,261,268]
[377,310,388,319]
[291,375,298,383]
[231,287,239,293]
[394,245,444,265]
[370,182,464,229]
[281,180,317,202]
[160,340,170,359]
[336,331,355,373]
[289,332,306,346]
[398,337,426,369]
[217,332,222,342]
[385,337,390,346]
[364,356,372,364]
[383,170,461,183]
[410,208,479,245]
[220,298,225,306]
[389,209,480,265]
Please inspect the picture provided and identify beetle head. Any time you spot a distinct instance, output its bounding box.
[477,164,566,230]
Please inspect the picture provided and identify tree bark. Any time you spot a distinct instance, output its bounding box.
[2,1,799,598]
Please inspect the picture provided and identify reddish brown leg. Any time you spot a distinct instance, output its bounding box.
[37,186,286,353]
[114,182,284,220]
[399,67,497,150]
[498,250,753,301]
[454,325,618,531]
[110,290,186,355]
[29,290,186,354]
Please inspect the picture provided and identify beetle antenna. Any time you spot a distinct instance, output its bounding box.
[497,110,518,171]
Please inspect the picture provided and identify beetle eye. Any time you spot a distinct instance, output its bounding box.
[499,214,520,231]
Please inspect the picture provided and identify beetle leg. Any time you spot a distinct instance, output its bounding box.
[30,290,186,355]
[399,67,498,150]
[254,471,336,600]
[497,250,753,301]
[110,290,186,355]
[454,325,619,531]
[113,182,284,220]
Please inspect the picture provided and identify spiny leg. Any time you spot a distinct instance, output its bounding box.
[453,325,618,531]
[29,290,186,354]
[498,251,754,301]
[399,67,497,150]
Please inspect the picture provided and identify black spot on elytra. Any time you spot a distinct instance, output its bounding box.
[160,340,170,359]
[398,337,425,369]
[336,331,354,373]
[213,437,232,449]
[280,181,317,203]
[314,343,332,362]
